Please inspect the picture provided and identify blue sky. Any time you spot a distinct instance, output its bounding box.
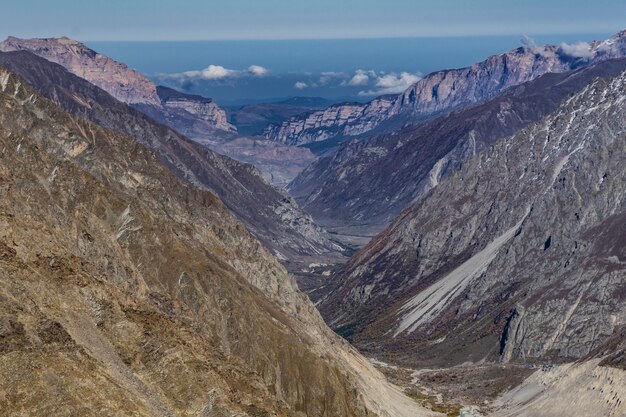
[1,0,625,41]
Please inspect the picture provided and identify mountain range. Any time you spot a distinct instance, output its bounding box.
[266,30,626,149]
[0,27,625,417]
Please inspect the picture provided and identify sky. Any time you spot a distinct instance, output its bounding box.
[1,0,625,41]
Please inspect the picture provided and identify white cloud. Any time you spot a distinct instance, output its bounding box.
[348,69,370,86]
[319,71,346,85]
[294,81,308,90]
[183,65,236,80]
[358,72,421,96]
[558,41,593,59]
[248,65,268,76]
[520,35,551,57]
[163,64,270,82]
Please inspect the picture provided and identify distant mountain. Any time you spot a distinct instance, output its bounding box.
[289,58,626,237]
[265,29,626,147]
[0,49,342,265]
[318,62,626,371]
[226,96,334,136]
[0,36,235,132]
[0,67,428,417]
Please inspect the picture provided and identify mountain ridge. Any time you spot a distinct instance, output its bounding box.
[265,29,626,148]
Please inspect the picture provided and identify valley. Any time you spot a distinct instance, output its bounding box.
[0,11,624,417]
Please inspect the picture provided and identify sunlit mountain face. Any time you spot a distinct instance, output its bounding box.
[88,33,609,105]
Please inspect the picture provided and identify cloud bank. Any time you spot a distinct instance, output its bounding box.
[164,64,269,81]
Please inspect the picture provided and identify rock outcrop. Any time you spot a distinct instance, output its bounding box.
[156,86,235,132]
[266,30,626,147]
[264,95,397,146]
[0,67,432,417]
[319,65,626,369]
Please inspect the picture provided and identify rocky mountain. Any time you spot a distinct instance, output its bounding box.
[0,67,432,417]
[265,30,626,148]
[0,35,162,106]
[264,95,397,146]
[226,96,334,136]
[318,65,626,371]
[155,86,235,132]
[0,36,236,134]
[289,58,626,238]
[0,50,342,266]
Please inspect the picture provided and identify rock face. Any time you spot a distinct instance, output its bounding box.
[0,36,162,106]
[156,86,235,132]
[266,30,626,147]
[0,68,432,417]
[0,36,236,133]
[289,59,626,234]
[319,66,626,369]
[264,95,397,146]
[0,50,341,265]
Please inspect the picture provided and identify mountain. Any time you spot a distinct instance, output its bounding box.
[0,36,235,133]
[263,95,398,146]
[154,85,235,132]
[265,30,626,148]
[226,96,334,136]
[0,37,327,188]
[0,50,342,268]
[289,58,626,240]
[318,64,626,372]
[0,67,432,417]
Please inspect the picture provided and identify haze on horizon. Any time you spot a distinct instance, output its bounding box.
[1,0,625,41]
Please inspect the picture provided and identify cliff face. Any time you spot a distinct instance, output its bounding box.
[0,50,341,265]
[266,30,626,147]
[156,86,235,132]
[0,36,235,133]
[289,59,626,234]
[263,95,396,146]
[0,68,432,417]
[0,36,162,106]
[319,67,626,369]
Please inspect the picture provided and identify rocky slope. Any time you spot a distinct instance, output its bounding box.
[266,30,626,147]
[0,68,434,417]
[289,58,626,235]
[0,50,342,265]
[319,66,626,369]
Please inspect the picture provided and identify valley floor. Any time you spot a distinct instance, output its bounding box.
[368,358,626,417]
